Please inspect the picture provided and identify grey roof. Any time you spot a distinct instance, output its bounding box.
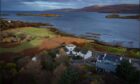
[96,54,121,72]
[80,49,88,54]
[96,62,117,72]
[63,47,69,52]
[73,47,81,52]
[104,55,120,63]
[98,55,104,60]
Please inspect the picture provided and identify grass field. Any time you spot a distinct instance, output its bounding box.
[0,27,140,59]
[93,43,140,58]
[0,27,55,53]
[0,38,42,53]
[4,27,55,38]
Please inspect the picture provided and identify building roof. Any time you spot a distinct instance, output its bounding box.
[96,54,121,72]
[96,62,117,72]
[98,55,104,60]
[65,44,76,51]
[84,51,92,59]
[104,55,120,63]
[32,57,37,61]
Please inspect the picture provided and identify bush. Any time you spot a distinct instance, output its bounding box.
[84,65,96,73]
[116,61,140,84]
[42,61,56,71]
[59,67,80,84]
[71,55,83,60]
[0,62,18,84]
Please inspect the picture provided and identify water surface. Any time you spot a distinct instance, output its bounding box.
[1,11,140,48]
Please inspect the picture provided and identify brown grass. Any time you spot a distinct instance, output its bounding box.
[0,36,88,61]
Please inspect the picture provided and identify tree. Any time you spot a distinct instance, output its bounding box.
[55,48,70,65]
[72,55,83,60]
[52,63,67,84]
[41,60,56,71]
[59,67,80,84]
[116,61,140,84]
[0,62,18,84]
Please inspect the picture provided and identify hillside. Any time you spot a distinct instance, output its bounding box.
[50,4,140,13]
[78,4,140,13]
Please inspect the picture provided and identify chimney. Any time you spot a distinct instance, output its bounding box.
[120,57,123,61]
[103,53,107,60]
[129,59,132,63]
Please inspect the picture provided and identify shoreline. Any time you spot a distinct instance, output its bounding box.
[0,19,140,60]
[16,13,60,17]
[0,18,139,50]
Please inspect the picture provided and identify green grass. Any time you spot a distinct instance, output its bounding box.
[126,50,140,58]
[0,27,56,53]
[83,43,126,55]
[0,38,42,53]
[1,27,140,59]
[84,43,140,58]
[8,27,55,38]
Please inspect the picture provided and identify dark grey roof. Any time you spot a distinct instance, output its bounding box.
[96,62,117,72]
[63,47,69,52]
[73,47,81,52]
[80,49,88,54]
[98,55,104,60]
[104,55,120,62]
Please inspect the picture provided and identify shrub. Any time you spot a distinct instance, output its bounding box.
[116,61,140,84]
[59,67,80,84]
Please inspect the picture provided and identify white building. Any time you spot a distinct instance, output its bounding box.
[32,57,37,61]
[84,51,92,59]
[65,44,76,52]
[65,44,92,60]
[8,20,11,23]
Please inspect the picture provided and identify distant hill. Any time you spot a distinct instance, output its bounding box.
[46,8,76,12]
[49,4,140,13]
[78,4,140,13]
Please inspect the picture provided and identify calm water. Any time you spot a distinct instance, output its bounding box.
[1,11,140,48]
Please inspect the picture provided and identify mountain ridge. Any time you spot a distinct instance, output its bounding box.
[47,4,140,13]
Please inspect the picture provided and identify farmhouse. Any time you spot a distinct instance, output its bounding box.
[96,53,132,72]
[55,44,135,73]
[65,44,93,60]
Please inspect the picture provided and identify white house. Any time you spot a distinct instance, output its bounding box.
[65,44,76,51]
[32,57,37,61]
[8,20,11,23]
[65,44,93,60]
[84,50,92,59]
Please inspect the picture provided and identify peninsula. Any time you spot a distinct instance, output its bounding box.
[16,13,60,17]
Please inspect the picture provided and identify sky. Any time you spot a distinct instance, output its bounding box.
[1,0,139,11]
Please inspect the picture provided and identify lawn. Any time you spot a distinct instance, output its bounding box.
[93,43,140,58]
[5,27,55,38]
[1,27,139,59]
[0,38,42,53]
[0,27,56,53]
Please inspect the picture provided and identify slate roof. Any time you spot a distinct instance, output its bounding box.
[98,55,104,60]
[104,55,120,63]
[96,54,123,72]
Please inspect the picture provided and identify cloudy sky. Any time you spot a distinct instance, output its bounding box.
[1,0,139,11]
